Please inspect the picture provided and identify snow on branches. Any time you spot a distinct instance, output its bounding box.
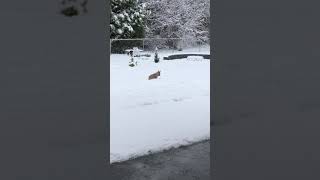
[111,0,149,39]
[144,0,210,42]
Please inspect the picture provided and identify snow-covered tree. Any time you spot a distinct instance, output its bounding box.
[110,0,209,52]
[110,0,149,39]
[144,0,210,47]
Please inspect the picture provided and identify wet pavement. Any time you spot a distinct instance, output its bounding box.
[110,140,210,180]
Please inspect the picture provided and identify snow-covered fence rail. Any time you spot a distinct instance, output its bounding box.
[110,38,210,54]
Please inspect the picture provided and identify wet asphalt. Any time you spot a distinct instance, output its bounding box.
[110,140,210,180]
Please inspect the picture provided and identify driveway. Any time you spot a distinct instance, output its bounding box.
[110,140,210,180]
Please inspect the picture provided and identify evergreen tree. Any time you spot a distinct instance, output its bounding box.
[110,0,149,39]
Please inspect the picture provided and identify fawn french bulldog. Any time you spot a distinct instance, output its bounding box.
[148,70,161,80]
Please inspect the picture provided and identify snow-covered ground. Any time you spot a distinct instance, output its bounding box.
[110,48,210,163]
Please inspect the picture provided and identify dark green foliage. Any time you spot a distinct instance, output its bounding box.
[110,0,148,53]
[110,0,148,39]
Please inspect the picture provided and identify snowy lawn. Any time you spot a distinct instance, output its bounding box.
[110,50,210,163]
